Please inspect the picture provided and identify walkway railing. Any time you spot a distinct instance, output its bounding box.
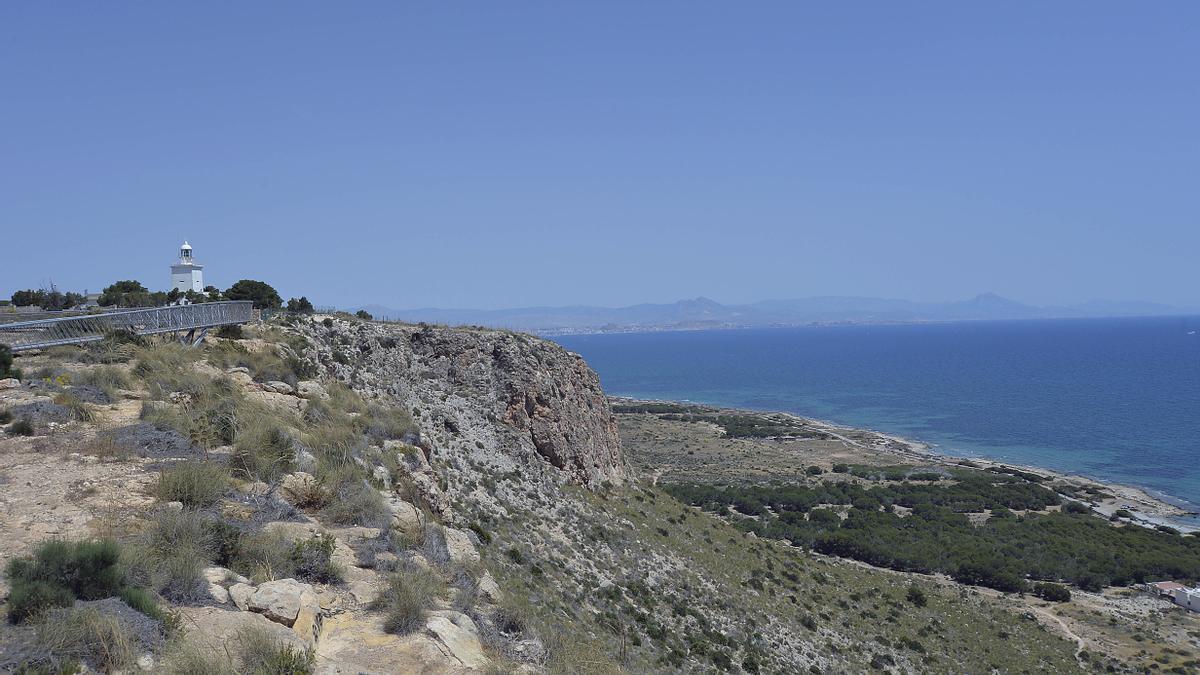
[0,301,254,352]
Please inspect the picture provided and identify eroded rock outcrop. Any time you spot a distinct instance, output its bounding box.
[294,319,626,489]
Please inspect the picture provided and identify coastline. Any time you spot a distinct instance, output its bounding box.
[613,396,1199,533]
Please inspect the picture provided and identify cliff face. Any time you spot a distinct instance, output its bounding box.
[293,319,626,490]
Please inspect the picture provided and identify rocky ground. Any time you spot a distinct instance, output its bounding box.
[0,339,505,673]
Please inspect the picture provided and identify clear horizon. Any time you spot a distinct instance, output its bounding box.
[3,3,1198,309]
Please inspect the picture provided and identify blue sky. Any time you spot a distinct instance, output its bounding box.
[2,3,1197,309]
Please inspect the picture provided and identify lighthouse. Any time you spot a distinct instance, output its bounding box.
[170,241,205,293]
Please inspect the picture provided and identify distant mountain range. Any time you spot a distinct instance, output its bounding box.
[357,293,1196,335]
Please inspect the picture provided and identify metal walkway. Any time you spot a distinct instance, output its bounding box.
[0,301,254,352]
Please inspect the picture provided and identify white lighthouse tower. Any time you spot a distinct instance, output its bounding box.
[170,241,205,293]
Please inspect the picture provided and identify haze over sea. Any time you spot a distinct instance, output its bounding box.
[556,316,1200,513]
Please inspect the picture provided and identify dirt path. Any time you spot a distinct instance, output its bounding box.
[1027,605,1087,665]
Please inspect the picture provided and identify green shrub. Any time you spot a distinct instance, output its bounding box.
[215,324,245,339]
[371,563,444,635]
[6,539,125,623]
[0,344,14,378]
[832,463,849,473]
[906,584,927,607]
[6,580,75,624]
[291,534,344,584]
[36,606,137,672]
[157,461,231,507]
[225,529,340,585]
[1033,582,1072,602]
[118,587,166,621]
[0,408,12,424]
[1062,501,1091,515]
[235,625,313,674]
[354,309,373,321]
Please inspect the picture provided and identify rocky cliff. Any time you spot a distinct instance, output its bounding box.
[292,319,626,512]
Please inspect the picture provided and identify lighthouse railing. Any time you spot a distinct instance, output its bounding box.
[0,301,255,352]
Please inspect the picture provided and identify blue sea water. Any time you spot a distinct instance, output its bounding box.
[555,317,1200,514]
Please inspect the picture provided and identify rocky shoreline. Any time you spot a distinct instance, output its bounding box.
[614,396,1199,533]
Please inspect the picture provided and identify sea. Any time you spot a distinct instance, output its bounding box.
[554,316,1200,517]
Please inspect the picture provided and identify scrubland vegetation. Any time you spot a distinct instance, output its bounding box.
[0,325,529,674]
[612,401,828,439]
[666,468,1200,593]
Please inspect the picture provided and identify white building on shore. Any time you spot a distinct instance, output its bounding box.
[170,241,205,293]
[1173,587,1200,612]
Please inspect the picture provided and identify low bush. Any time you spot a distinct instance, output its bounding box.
[215,324,245,339]
[363,404,415,443]
[0,344,15,379]
[75,366,132,398]
[206,341,300,386]
[79,330,144,364]
[156,461,231,507]
[52,392,94,422]
[231,421,295,483]
[6,539,125,623]
[9,416,35,436]
[227,529,343,585]
[301,397,337,426]
[906,584,928,607]
[304,420,363,465]
[0,408,12,424]
[1062,501,1092,515]
[291,534,344,584]
[136,347,245,451]
[124,509,218,603]
[117,587,167,622]
[321,478,387,528]
[326,382,368,415]
[232,531,299,583]
[372,562,445,635]
[1033,582,1072,602]
[7,580,75,624]
[161,641,232,675]
[235,626,314,674]
[82,434,132,461]
[36,606,137,672]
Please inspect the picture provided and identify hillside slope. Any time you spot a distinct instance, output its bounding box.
[293,316,1084,673]
[0,316,1085,673]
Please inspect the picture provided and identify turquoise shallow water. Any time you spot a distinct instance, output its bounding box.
[555,317,1200,515]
